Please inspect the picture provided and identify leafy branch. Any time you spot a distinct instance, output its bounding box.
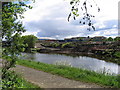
[68,0,100,31]
[2,1,33,88]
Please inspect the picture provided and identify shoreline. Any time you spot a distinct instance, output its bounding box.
[17,58,120,88]
[31,48,120,65]
[2,56,120,88]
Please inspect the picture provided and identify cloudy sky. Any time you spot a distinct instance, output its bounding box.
[22,0,119,39]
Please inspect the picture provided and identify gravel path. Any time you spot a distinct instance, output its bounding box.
[11,65,104,88]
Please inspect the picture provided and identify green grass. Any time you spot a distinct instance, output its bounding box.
[16,59,120,88]
[2,56,120,88]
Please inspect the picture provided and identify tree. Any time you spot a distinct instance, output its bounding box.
[2,1,33,88]
[107,37,113,41]
[21,35,37,51]
[68,0,100,31]
[114,37,120,41]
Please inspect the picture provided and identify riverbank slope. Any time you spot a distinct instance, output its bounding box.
[16,58,119,88]
[12,65,103,88]
[34,47,120,65]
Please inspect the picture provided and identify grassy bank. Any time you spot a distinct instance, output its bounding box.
[15,59,120,88]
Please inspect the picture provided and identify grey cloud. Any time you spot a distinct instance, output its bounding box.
[24,19,118,39]
[23,0,118,39]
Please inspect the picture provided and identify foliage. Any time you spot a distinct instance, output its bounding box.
[114,51,120,58]
[114,37,120,41]
[68,0,100,31]
[2,70,40,89]
[17,58,120,88]
[2,1,33,88]
[21,35,38,51]
[49,43,61,48]
[78,37,84,41]
[61,42,75,48]
[43,42,76,48]
[107,37,114,41]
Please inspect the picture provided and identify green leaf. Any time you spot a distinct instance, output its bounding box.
[72,12,76,15]
[70,1,74,5]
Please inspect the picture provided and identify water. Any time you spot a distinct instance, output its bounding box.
[21,52,120,75]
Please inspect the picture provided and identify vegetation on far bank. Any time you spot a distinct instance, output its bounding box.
[3,56,119,88]
[114,52,120,58]
[39,40,120,65]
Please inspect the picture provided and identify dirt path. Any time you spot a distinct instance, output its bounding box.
[11,65,104,88]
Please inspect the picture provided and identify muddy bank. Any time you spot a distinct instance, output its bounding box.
[36,47,92,54]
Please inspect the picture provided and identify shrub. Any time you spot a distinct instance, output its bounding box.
[61,42,74,48]
[114,51,120,58]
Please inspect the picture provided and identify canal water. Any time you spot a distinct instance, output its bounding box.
[21,52,120,75]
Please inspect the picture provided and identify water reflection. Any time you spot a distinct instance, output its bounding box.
[21,52,119,75]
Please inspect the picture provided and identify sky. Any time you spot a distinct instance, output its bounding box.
[22,0,119,39]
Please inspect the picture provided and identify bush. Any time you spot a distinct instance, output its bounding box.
[2,70,39,88]
[114,52,120,58]
[50,43,61,48]
[61,42,75,48]
[2,70,23,88]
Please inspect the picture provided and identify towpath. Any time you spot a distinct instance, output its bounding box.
[11,65,104,88]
